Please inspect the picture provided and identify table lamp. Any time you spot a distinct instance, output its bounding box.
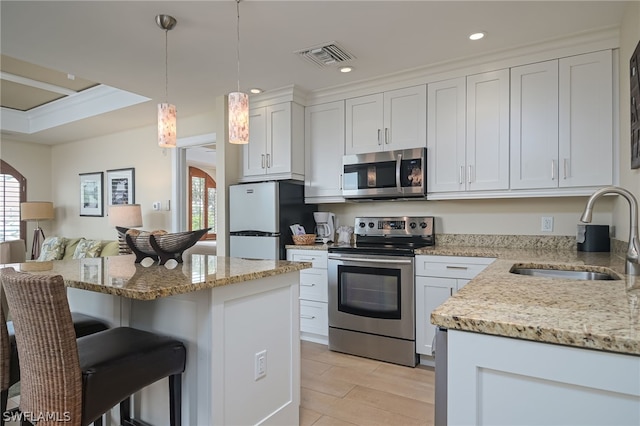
[20,201,55,260]
[108,204,143,254]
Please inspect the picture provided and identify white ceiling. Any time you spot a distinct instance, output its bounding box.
[0,1,633,145]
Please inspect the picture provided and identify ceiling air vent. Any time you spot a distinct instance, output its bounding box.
[295,42,355,68]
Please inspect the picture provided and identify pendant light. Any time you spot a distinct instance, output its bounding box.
[228,0,249,144]
[156,14,177,148]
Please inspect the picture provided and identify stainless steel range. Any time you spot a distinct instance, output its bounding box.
[327,216,435,367]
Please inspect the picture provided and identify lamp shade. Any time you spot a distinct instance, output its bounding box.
[158,103,177,148]
[108,204,142,228]
[228,92,249,144]
[20,202,54,221]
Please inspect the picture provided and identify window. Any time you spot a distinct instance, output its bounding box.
[189,166,216,240]
[0,160,26,242]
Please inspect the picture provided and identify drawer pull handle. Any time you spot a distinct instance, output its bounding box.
[301,314,316,320]
[300,283,316,287]
[446,265,468,270]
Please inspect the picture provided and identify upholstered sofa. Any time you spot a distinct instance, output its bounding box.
[36,236,119,261]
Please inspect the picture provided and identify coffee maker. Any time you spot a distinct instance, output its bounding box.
[313,212,335,244]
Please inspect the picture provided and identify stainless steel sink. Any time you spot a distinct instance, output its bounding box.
[510,266,620,280]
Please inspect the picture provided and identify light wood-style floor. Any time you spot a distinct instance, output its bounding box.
[300,341,435,426]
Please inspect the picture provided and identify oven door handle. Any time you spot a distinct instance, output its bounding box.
[395,152,402,193]
[328,256,413,265]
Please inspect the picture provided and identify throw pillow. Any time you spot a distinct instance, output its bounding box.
[37,236,67,261]
[72,239,103,259]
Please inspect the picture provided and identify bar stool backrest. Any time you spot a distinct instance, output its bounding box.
[0,267,82,426]
[0,280,10,393]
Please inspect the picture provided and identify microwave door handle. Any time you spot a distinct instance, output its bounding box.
[396,153,402,192]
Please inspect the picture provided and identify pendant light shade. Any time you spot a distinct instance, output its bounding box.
[228,92,249,144]
[158,102,177,148]
[229,0,249,145]
[156,14,177,148]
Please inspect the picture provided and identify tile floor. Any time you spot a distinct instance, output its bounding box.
[300,341,435,426]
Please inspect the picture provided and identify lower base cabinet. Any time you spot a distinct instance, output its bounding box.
[415,255,494,356]
[448,330,640,425]
[287,249,329,344]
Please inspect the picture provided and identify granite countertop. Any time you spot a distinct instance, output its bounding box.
[287,239,639,356]
[426,246,639,356]
[1,254,312,300]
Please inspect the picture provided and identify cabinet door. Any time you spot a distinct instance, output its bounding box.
[243,107,267,177]
[266,102,292,176]
[510,60,559,190]
[345,93,384,154]
[427,77,466,193]
[305,101,345,200]
[416,276,455,356]
[383,85,427,151]
[559,50,613,187]
[466,69,510,191]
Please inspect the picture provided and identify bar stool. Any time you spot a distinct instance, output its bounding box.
[0,268,186,426]
[1,312,109,425]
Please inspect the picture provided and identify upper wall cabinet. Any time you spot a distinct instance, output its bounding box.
[345,85,427,155]
[304,101,345,203]
[428,70,510,193]
[559,50,613,187]
[241,101,304,182]
[510,50,613,190]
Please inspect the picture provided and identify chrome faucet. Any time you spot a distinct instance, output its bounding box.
[580,186,640,276]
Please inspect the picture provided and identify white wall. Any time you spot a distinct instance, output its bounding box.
[323,196,614,237]
[614,2,640,243]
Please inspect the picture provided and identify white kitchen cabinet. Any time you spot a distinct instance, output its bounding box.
[286,249,328,344]
[345,85,426,155]
[241,101,304,182]
[304,101,345,203]
[447,330,640,426]
[427,70,509,194]
[415,255,494,356]
[510,60,559,189]
[559,49,613,187]
[466,69,510,191]
[511,50,613,190]
[427,77,466,193]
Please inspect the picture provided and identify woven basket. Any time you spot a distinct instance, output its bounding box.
[292,234,316,245]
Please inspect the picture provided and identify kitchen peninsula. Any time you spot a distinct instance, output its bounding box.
[6,254,311,426]
[428,247,640,425]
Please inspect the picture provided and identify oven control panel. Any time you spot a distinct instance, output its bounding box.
[354,216,434,237]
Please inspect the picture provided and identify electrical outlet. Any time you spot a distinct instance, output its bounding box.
[541,216,554,232]
[254,350,267,381]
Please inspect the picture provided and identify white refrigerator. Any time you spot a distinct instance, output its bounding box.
[229,181,316,260]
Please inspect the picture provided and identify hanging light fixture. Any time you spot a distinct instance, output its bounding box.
[228,0,249,144]
[156,14,177,148]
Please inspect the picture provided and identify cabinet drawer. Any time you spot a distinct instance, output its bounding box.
[300,269,328,302]
[291,251,328,269]
[300,300,328,336]
[416,255,494,279]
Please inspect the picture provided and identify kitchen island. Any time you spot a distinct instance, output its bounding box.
[426,246,640,425]
[5,254,311,426]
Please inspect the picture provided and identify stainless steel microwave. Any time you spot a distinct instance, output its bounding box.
[342,148,427,200]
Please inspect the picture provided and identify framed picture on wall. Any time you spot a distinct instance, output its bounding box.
[79,171,104,217]
[631,39,640,169]
[106,167,135,205]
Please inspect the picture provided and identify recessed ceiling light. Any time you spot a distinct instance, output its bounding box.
[469,32,486,41]
[250,88,263,94]
[339,66,354,73]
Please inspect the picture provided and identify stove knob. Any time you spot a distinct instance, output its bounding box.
[358,222,366,228]
[409,222,417,229]
[420,222,428,229]
[368,222,375,228]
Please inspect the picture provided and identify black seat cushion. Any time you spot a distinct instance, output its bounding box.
[7,312,109,388]
[78,327,186,425]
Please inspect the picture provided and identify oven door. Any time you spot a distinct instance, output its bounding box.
[328,252,415,340]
